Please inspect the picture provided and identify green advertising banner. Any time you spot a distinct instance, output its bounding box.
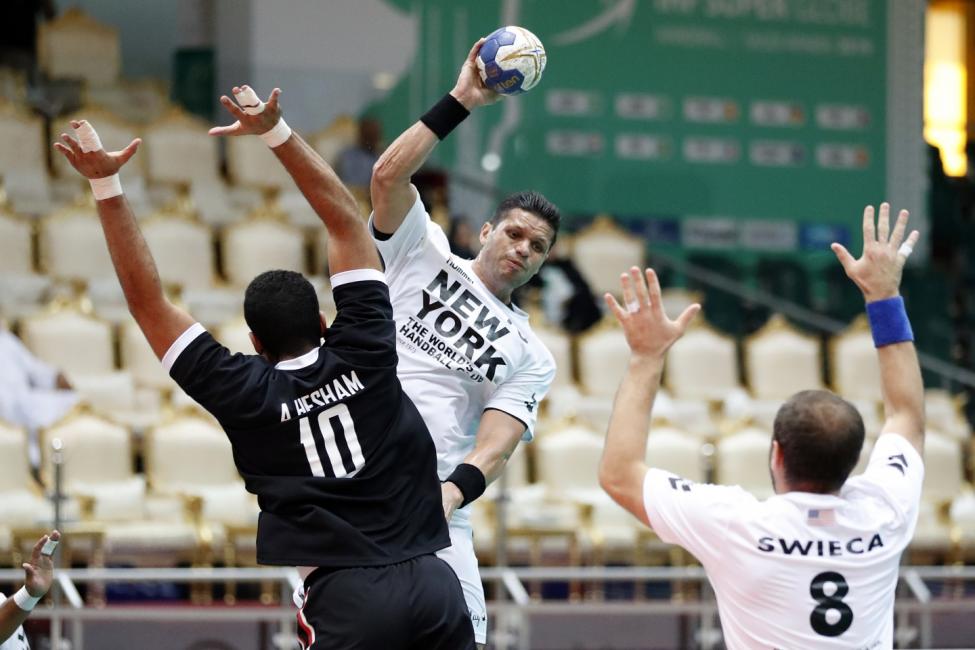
[371,0,920,258]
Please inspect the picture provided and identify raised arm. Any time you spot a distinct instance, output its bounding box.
[54,122,194,359]
[598,268,699,525]
[370,38,499,235]
[831,203,924,456]
[0,531,58,644]
[209,86,380,274]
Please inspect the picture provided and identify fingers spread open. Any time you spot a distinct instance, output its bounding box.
[644,268,663,313]
[604,292,626,323]
[115,138,141,165]
[830,242,855,272]
[60,133,82,156]
[630,266,650,308]
[675,303,701,333]
[889,209,909,249]
[877,202,890,242]
[219,95,246,119]
[268,88,282,111]
[53,142,76,163]
[620,271,638,313]
[208,121,242,136]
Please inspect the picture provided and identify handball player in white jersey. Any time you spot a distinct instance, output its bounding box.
[368,39,559,645]
[600,203,925,649]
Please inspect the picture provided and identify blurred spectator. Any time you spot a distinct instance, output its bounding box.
[0,0,56,76]
[447,216,478,259]
[0,325,77,467]
[519,240,602,334]
[337,116,382,188]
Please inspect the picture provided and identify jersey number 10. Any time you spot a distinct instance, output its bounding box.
[298,403,365,478]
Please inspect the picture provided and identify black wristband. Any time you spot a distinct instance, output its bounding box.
[445,463,486,508]
[420,93,470,140]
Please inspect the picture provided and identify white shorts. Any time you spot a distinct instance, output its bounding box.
[436,522,486,645]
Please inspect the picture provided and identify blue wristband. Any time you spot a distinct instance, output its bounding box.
[865,296,913,347]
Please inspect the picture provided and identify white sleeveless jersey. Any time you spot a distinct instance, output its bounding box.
[644,433,923,649]
[370,195,555,523]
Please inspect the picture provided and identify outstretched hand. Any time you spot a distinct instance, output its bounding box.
[450,38,502,110]
[53,121,140,179]
[605,267,700,361]
[831,203,920,303]
[23,530,59,598]
[209,85,283,137]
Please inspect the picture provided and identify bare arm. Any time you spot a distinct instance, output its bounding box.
[209,87,380,274]
[831,203,924,456]
[0,531,58,644]
[371,38,499,235]
[441,409,526,520]
[598,268,700,525]
[54,123,194,359]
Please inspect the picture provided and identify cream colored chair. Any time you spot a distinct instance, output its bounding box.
[531,318,573,388]
[911,431,963,557]
[0,273,52,321]
[714,424,773,499]
[536,421,604,504]
[647,424,705,483]
[0,421,55,530]
[40,409,200,566]
[181,286,242,329]
[278,189,326,229]
[924,389,971,442]
[141,211,215,290]
[3,168,56,216]
[830,315,881,402]
[189,179,238,226]
[0,209,33,274]
[226,136,293,190]
[52,107,141,179]
[143,108,219,185]
[38,205,115,282]
[221,210,307,286]
[83,79,171,126]
[85,277,129,323]
[666,320,739,401]
[745,314,823,399]
[576,318,628,398]
[0,101,45,177]
[119,318,176,391]
[20,301,115,378]
[570,216,645,298]
[37,8,120,87]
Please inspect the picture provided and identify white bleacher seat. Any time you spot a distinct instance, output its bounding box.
[0,273,52,321]
[714,424,773,499]
[181,286,242,328]
[144,108,219,185]
[647,424,705,482]
[141,211,215,289]
[0,101,45,178]
[37,8,121,87]
[119,318,175,391]
[745,314,823,399]
[214,317,255,356]
[4,168,57,217]
[38,205,115,282]
[536,421,604,504]
[226,136,293,190]
[531,318,573,388]
[0,209,34,274]
[0,421,55,530]
[830,315,882,402]
[666,320,739,401]
[277,189,325,229]
[221,212,307,286]
[20,301,115,378]
[576,318,628,398]
[570,216,645,298]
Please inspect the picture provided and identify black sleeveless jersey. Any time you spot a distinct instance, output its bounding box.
[166,271,449,567]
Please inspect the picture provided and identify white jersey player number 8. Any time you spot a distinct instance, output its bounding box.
[298,403,365,478]
[809,571,853,637]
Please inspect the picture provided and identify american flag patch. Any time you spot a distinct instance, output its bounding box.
[807,508,836,526]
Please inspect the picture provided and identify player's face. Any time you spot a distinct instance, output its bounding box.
[477,208,554,290]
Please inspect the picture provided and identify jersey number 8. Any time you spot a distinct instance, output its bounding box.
[809,571,854,637]
[299,403,365,478]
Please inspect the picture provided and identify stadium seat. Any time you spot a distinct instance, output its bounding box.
[910,431,964,558]
[20,300,115,378]
[37,7,121,87]
[647,424,706,483]
[119,317,177,391]
[570,215,645,298]
[0,209,34,274]
[226,135,294,190]
[830,315,882,402]
[277,188,327,230]
[924,388,972,442]
[531,317,574,387]
[3,167,57,217]
[744,314,823,399]
[666,319,739,401]
[214,317,255,355]
[308,115,359,169]
[141,211,215,289]
[143,108,219,185]
[0,101,46,179]
[536,421,604,504]
[221,210,307,286]
[576,318,629,398]
[0,273,52,321]
[38,205,116,282]
[714,424,773,499]
[0,420,56,533]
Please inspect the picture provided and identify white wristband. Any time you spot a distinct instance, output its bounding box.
[13,586,40,612]
[260,119,293,148]
[89,175,123,200]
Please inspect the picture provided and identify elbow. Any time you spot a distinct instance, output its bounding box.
[598,462,623,501]
[370,156,398,194]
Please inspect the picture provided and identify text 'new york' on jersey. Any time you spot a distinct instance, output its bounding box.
[163,270,449,568]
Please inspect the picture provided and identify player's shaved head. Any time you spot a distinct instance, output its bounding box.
[244,270,322,359]
[772,390,865,494]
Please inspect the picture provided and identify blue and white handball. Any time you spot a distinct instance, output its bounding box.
[476,26,547,95]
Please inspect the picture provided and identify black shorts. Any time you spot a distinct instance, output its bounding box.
[297,554,475,650]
